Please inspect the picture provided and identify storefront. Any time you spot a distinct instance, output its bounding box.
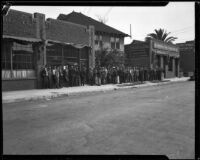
[176,40,195,77]
[46,41,90,69]
[150,39,180,78]
[2,9,93,91]
[2,36,42,91]
[125,39,180,78]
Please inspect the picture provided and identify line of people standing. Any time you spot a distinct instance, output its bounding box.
[41,65,165,89]
[88,66,164,86]
[41,65,87,89]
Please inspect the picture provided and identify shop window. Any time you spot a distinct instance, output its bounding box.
[1,41,11,69]
[2,40,35,79]
[168,57,173,71]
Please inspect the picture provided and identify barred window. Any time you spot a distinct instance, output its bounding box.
[12,42,34,69]
[2,41,11,69]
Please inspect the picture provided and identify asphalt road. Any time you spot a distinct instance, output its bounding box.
[3,81,194,159]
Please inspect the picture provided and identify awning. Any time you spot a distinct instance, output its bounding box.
[47,39,91,49]
[153,49,179,58]
[3,35,42,42]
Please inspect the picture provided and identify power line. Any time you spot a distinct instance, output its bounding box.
[171,26,194,33]
[175,30,194,35]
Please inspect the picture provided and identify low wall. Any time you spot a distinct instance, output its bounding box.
[165,71,175,78]
[2,78,37,91]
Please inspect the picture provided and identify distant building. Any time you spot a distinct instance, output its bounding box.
[2,9,93,91]
[125,39,180,78]
[176,40,195,77]
[57,11,129,67]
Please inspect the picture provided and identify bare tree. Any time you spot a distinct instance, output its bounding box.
[96,15,108,24]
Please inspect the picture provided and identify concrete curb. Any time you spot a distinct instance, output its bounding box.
[2,78,190,104]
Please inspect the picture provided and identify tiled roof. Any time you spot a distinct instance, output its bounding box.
[46,18,89,46]
[57,11,129,37]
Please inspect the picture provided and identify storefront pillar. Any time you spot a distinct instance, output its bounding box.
[164,56,168,78]
[78,48,81,70]
[160,56,164,69]
[35,42,46,89]
[88,25,95,69]
[172,58,175,76]
[61,45,64,66]
[43,40,47,66]
[176,58,180,77]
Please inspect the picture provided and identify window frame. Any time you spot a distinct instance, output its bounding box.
[2,40,35,79]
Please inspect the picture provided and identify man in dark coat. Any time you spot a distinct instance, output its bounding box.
[63,65,69,87]
[88,67,94,85]
[41,65,49,89]
[55,66,60,88]
[47,66,53,89]
[59,66,64,88]
[139,67,144,82]
[80,66,87,86]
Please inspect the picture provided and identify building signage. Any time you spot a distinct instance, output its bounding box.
[153,42,179,52]
[154,50,179,58]
[178,44,194,50]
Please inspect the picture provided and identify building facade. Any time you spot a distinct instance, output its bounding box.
[176,40,195,77]
[125,39,180,78]
[2,9,94,91]
[57,11,129,67]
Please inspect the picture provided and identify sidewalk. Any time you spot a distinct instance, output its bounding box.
[2,77,190,104]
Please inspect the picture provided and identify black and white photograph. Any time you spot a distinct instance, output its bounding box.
[2,2,196,159]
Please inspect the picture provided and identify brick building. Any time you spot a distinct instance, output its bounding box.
[176,40,195,77]
[57,11,129,67]
[2,9,94,91]
[125,39,180,78]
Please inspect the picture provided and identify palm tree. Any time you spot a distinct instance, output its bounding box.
[146,28,177,44]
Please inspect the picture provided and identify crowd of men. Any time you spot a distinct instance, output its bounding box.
[41,65,165,89]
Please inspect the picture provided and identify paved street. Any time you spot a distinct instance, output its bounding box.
[3,81,194,159]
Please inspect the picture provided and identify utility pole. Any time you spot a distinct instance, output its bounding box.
[130,24,132,39]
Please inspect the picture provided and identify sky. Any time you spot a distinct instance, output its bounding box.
[11,2,195,44]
